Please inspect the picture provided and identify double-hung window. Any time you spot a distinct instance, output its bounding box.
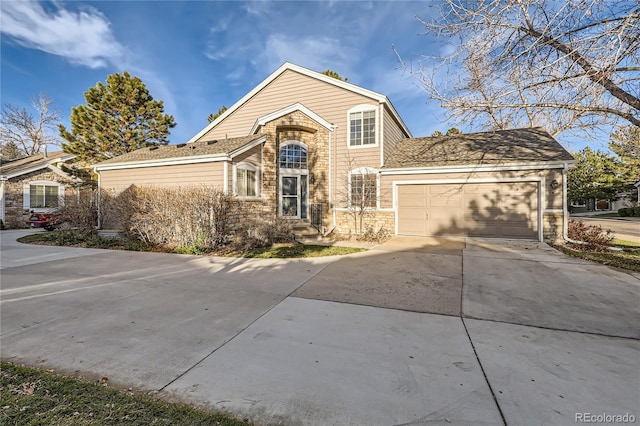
[349,109,376,147]
[350,169,377,208]
[236,164,258,197]
[25,182,62,210]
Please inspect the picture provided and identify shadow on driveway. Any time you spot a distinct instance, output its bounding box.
[293,236,465,315]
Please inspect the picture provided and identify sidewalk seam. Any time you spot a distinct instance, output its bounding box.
[461,243,507,426]
[158,258,336,392]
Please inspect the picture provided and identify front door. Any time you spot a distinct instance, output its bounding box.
[280,174,307,219]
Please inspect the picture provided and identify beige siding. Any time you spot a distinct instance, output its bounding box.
[202,69,375,142]
[397,182,539,239]
[199,69,387,209]
[382,107,406,164]
[100,161,225,192]
[232,144,261,166]
[380,167,566,241]
[380,169,564,210]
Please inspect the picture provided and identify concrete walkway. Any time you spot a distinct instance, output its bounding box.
[1,231,638,425]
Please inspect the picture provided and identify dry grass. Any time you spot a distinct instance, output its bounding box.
[1,361,249,425]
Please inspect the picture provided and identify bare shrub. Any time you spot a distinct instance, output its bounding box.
[357,225,391,243]
[100,186,238,249]
[58,188,98,234]
[99,187,139,236]
[129,186,237,249]
[232,217,294,250]
[567,219,614,252]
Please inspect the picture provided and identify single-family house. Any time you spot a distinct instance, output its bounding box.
[94,62,575,241]
[0,151,77,228]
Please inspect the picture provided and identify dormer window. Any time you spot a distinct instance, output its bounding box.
[348,105,376,147]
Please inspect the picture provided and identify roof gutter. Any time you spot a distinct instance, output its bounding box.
[94,153,231,172]
[380,160,576,175]
[3,154,76,179]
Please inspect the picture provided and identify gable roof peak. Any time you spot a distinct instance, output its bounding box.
[187,62,412,144]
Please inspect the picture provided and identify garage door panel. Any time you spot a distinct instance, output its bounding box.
[400,185,428,196]
[401,208,428,221]
[397,183,538,239]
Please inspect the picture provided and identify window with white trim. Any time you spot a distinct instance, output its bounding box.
[235,164,259,197]
[349,107,376,147]
[279,142,308,169]
[23,181,63,210]
[350,168,377,208]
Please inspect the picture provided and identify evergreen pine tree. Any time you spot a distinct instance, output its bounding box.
[59,72,176,162]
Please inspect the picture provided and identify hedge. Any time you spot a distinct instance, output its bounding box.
[618,206,640,217]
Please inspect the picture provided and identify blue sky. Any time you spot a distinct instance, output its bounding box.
[0,0,592,152]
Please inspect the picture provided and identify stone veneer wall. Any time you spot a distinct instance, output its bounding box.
[3,170,74,229]
[259,110,332,230]
[334,210,395,237]
[543,212,564,242]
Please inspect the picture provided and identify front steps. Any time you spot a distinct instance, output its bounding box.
[292,223,322,241]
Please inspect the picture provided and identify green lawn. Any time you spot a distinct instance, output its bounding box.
[594,212,620,218]
[0,362,248,425]
[17,231,364,258]
[229,243,364,258]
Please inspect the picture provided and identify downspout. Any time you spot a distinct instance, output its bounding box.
[1,175,7,226]
[95,168,102,229]
[331,124,339,231]
[328,124,334,231]
[223,161,229,194]
[562,163,573,242]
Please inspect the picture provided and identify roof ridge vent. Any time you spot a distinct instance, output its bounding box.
[177,143,187,148]
[207,140,218,145]
[149,146,159,151]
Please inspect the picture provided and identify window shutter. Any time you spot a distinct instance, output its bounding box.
[23,184,30,210]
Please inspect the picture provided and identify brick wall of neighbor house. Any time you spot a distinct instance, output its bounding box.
[4,170,73,229]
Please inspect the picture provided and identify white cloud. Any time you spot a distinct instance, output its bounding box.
[258,34,354,75]
[0,1,123,68]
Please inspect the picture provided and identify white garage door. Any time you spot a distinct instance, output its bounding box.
[397,182,539,239]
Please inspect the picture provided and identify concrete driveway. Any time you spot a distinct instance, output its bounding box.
[1,231,638,425]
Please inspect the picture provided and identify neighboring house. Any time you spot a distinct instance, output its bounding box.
[570,183,639,213]
[0,151,76,228]
[94,62,575,242]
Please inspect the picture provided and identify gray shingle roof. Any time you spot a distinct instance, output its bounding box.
[382,127,574,169]
[0,151,74,177]
[94,135,263,166]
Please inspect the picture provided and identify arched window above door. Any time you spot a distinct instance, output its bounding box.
[279,141,308,169]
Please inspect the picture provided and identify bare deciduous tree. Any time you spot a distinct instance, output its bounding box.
[401,0,639,138]
[0,94,61,156]
[336,154,384,236]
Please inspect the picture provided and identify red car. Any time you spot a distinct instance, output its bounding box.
[26,209,63,231]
